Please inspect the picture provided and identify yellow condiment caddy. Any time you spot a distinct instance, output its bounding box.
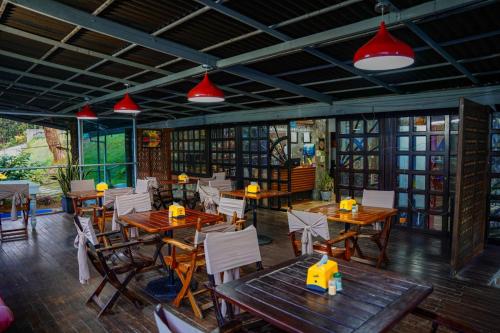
[178,173,189,182]
[339,198,357,212]
[246,182,260,194]
[96,182,108,192]
[169,204,186,218]
[306,255,339,293]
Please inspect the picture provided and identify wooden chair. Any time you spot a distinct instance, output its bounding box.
[163,219,236,318]
[73,215,156,317]
[204,225,263,328]
[145,177,174,210]
[0,184,30,241]
[95,187,133,234]
[208,180,233,192]
[287,209,356,260]
[199,184,220,214]
[353,189,395,267]
[218,197,246,230]
[154,304,204,333]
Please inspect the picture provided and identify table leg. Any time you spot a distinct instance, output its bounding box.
[376,216,393,268]
[252,199,272,245]
[30,194,37,229]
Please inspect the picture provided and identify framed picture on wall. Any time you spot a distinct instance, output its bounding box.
[303,131,311,143]
[142,130,161,148]
[291,131,298,143]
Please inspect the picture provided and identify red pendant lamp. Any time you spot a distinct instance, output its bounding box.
[114,92,140,114]
[76,104,97,120]
[187,72,224,103]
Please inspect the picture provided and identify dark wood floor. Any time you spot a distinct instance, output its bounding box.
[1,210,500,332]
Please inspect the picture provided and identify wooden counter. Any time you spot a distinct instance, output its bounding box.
[271,166,315,193]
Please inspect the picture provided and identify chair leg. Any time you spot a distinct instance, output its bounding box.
[173,267,203,319]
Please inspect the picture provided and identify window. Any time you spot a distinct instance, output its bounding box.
[171,129,208,176]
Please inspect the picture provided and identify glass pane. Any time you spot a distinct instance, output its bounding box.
[352,137,364,151]
[492,134,500,151]
[413,136,426,151]
[242,127,249,138]
[353,173,364,187]
[430,175,445,192]
[367,155,379,170]
[490,201,500,219]
[413,175,426,190]
[450,115,459,131]
[413,194,426,209]
[493,113,500,129]
[398,155,409,170]
[430,195,444,210]
[367,119,379,133]
[492,156,500,173]
[339,189,350,200]
[397,174,409,189]
[353,155,364,170]
[367,174,379,188]
[413,212,426,228]
[414,116,427,131]
[430,156,444,172]
[250,126,258,138]
[450,157,457,175]
[450,134,458,154]
[429,215,443,231]
[339,138,350,152]
[340,172,349,186]
[491,178,500,195]
[431,116,445,131]
[339,121,349,134]
[367,137,379,151]
[398,193,408,207]
[398,211,408,225]
[354,190,363,203]
[259,126,268,137]
[398,117,409,132]
[397,136,409,151]
[352,120,364,134]
[431,135,445,152]
[340,155,350,169]
[413,155,426,171]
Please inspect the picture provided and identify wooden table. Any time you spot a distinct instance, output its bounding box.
[1,180,40,228]
[215,254,433,333]
[66,190,103,215]
[308,203,398,268]
[221,189,291,245]
[120,208,222,300]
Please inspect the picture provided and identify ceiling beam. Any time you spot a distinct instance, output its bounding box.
[140,84,500,129]
[386,0,480,85]
[195,0,399,93]
[9,0,332,105]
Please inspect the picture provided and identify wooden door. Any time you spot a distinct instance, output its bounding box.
[451,98,490,273]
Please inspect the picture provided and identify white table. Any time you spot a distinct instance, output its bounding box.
[0,180,40,229]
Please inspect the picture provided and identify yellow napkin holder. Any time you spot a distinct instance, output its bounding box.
[178,173,189,182]
[96,182,108,192]
[339,198,356,212]
[246,183,260,194]
[169,205,186,218]
[306,257,338,292]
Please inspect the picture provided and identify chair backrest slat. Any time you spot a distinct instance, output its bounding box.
[208,179,232,192]
[361,189,395,209]
[103,187,133,207]
[218,197,245,221]
[213,172,226,180]
[135,179,150,194]
[0,184,29,200]
[115,193,152,217]
[194,222,235,246]
[204,226,261,275]
[70,179,95,192]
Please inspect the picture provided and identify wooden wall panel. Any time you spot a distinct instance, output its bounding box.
[136,129,171,181]
[451,98,490,273]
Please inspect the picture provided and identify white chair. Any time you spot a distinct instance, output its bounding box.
[0,183,30,241]
[198,185,220,214]
[218,197,246,230]
[135,179,150,194]
[213,172,226,180]
[154,304,203,333]
[208,179,232,192]
[70,179,98,217]
[96,187,134,233]
[114,193,152,238]
[204,225,262,326]
[361,189,395,209]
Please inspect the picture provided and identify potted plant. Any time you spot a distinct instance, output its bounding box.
[51,158,80,214]
[318,171,334,201]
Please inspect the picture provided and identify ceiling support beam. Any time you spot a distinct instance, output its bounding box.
[386,1,480,85]
[9,0,332,105]
[140,85,500,129]
[195,0,399,93]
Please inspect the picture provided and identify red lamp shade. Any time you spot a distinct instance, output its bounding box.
[354,21,414,71]
[114,93,140,114]
[76,104,97,120]
[187,73,224,103]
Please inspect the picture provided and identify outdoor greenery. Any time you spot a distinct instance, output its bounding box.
[50,156,80,195]
[0,119,30,149]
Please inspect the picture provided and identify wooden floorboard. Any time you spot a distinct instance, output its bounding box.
[0,210,500,332]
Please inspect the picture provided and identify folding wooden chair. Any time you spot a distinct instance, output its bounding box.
[96,187,133,234]
[73,215,155,317]
[208,179,233,192]
[353,189,395,267]
[287,209,356,260]
[154,304,204,333]
[0,184,30,242]
[145,177,174,210]
[198,184,220,214]
[218,197,246,230]
[204,225,263,328]
[163,219,236,318]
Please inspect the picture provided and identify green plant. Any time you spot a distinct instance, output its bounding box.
[318,171,334,192]
[50,156,80,195]
[0,152,35,180]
